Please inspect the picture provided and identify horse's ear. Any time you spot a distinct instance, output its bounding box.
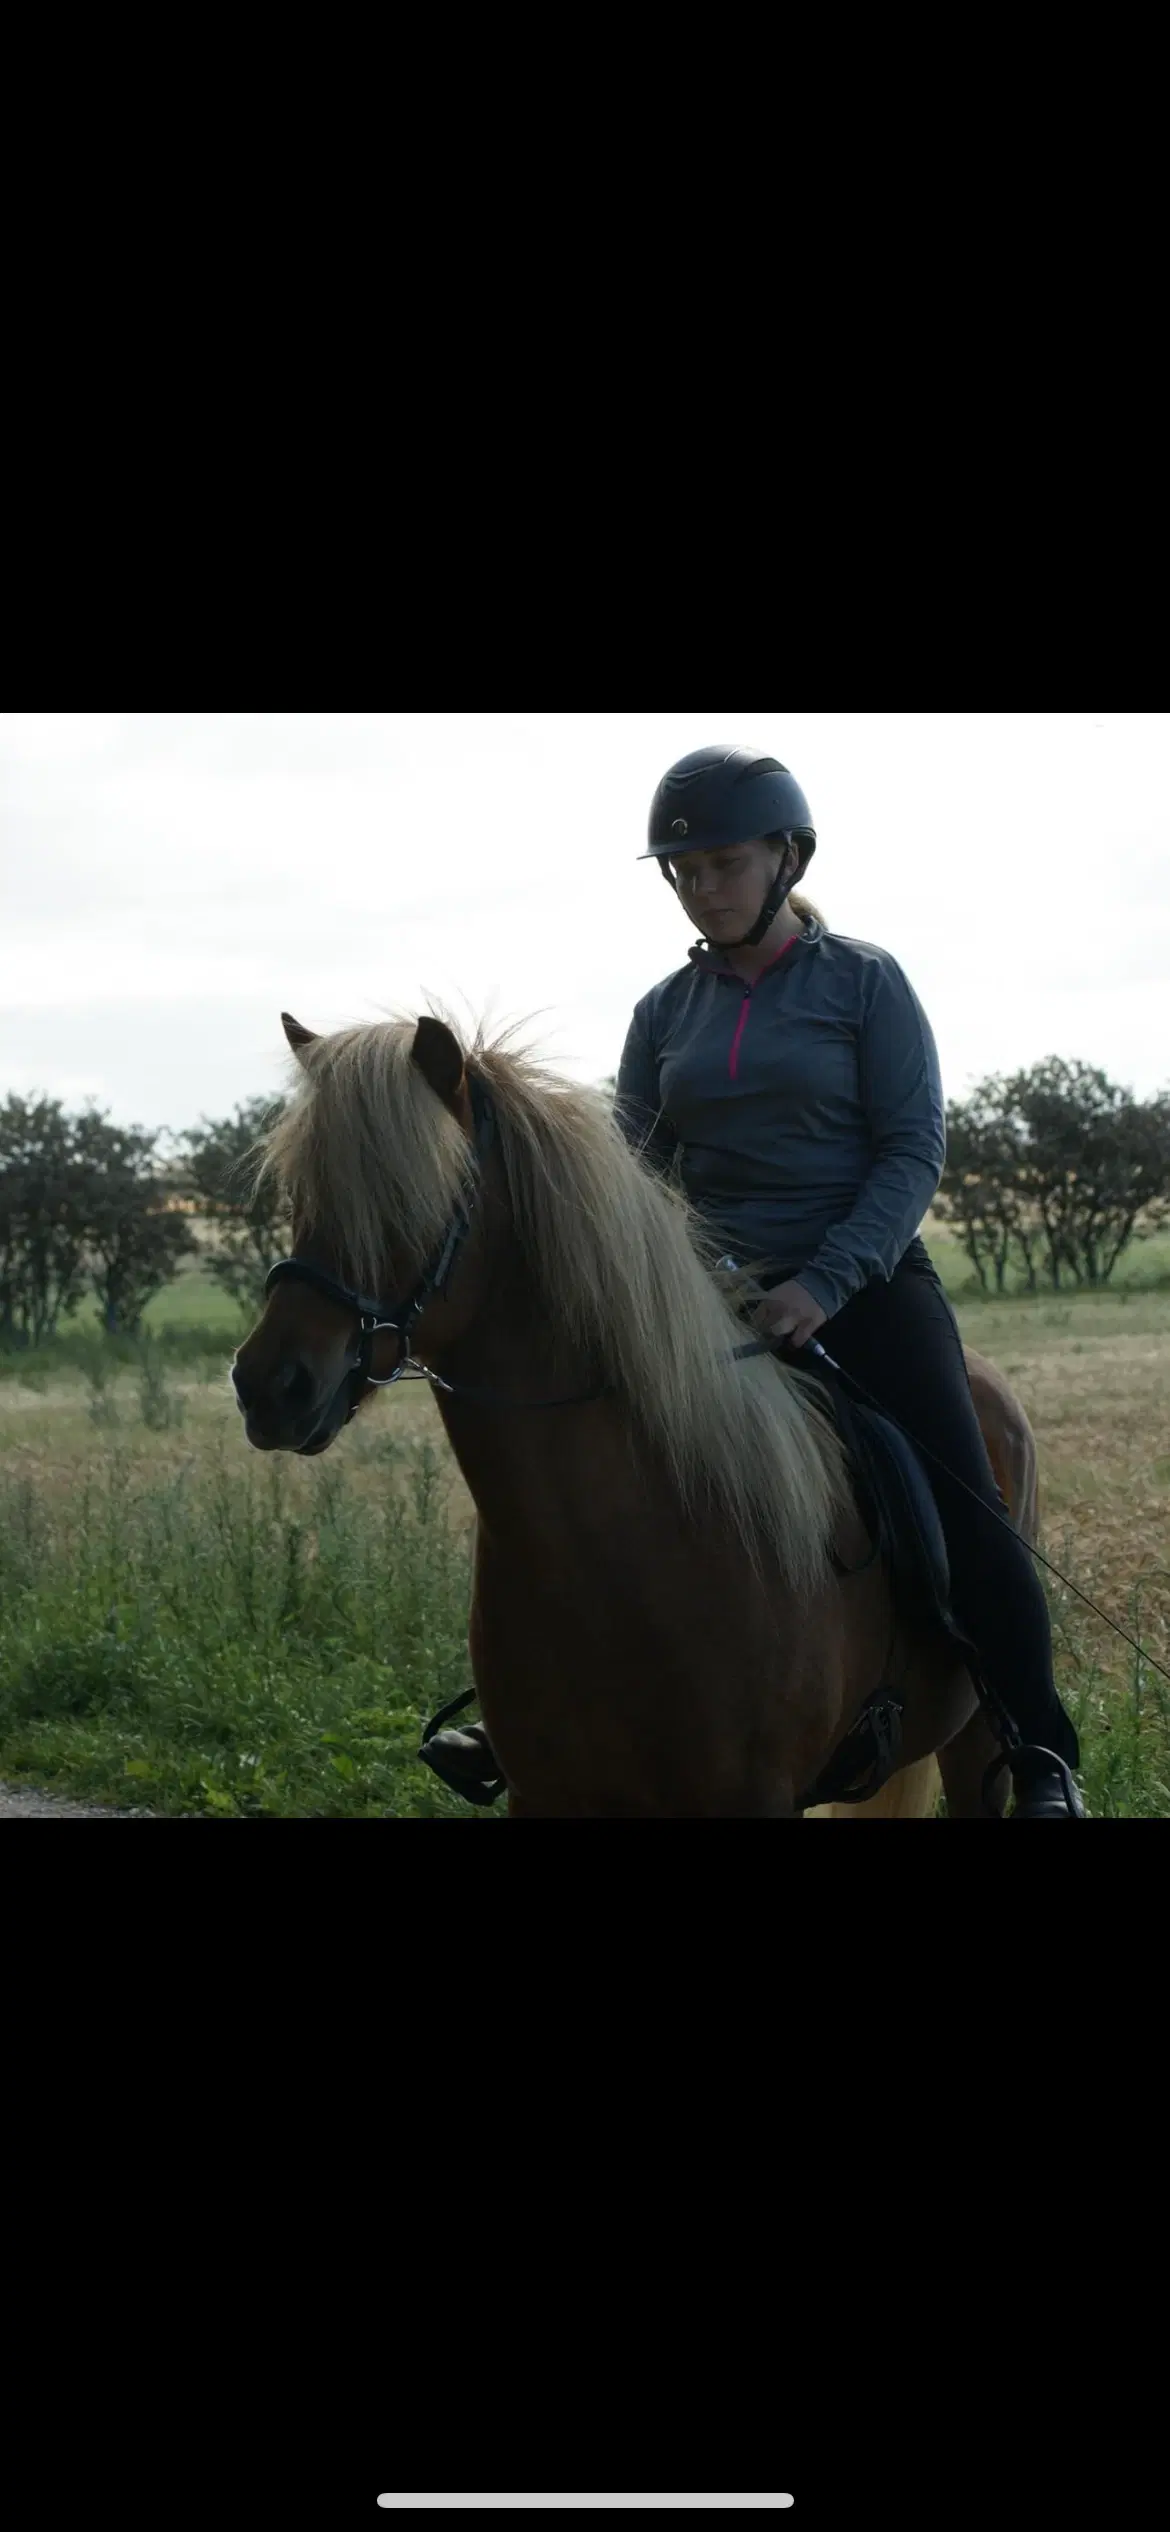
[411,1016,466,1110]
[282,1013,318,1063]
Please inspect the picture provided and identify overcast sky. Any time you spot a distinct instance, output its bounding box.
[1,712,1166,1136]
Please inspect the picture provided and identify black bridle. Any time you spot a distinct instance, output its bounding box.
[263,1074,603,1422]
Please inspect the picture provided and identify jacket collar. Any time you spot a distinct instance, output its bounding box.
[686,917,823,979]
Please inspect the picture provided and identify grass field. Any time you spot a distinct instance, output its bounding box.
[1,1233,1168,1817]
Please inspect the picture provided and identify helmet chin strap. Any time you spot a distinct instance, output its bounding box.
[720,851,796,950]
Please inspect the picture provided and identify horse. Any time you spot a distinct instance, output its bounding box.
[231,1009,1038,1819]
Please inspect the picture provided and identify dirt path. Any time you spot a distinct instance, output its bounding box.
[0,1779,159,1818]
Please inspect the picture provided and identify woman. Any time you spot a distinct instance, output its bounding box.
[426,744,1084,1817]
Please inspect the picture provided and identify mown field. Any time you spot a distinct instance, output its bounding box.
[2,1230,1168,1817]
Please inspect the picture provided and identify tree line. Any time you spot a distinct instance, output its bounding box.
[0,1095,290,1346]
[934,1057,1170,1293]
[2,1053,1169,1348]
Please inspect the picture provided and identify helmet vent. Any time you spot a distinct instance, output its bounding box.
[735,756,787,782]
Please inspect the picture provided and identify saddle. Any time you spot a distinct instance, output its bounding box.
[793,1365,983,1809]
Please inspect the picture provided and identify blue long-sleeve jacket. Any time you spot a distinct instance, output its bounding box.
[614,919,946,1322]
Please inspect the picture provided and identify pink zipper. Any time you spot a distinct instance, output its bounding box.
[728,994,752,1080]
[727,938,797,1080]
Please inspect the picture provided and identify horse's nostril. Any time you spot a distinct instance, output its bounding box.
[281,1359,317,1414]
[233,1357,316,1418]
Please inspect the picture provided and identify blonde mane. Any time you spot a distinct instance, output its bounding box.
[260,1015,850,1596]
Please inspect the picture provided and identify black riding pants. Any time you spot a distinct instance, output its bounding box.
[768,1240,1079,1767]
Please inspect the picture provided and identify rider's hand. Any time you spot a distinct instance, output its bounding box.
[752,1279,828,1349]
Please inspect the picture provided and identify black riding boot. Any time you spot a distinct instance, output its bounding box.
[419,1720,506,1806]
[984,1743,1087,1818]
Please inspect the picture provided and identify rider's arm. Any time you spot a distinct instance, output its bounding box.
[796,952,946,1321]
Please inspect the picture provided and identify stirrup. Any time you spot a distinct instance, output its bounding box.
[418,1722,507,1807]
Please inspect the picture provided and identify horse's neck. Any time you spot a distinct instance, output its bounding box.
[429,1256,770,1614]
[431,1248,599,1508]
[458,1239,583,1384]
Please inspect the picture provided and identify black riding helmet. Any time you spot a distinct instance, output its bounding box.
[643,746,817,949]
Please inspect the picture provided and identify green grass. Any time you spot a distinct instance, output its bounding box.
[141,1267,245,1331]
[1038,1539,1170,1820]
[925,1219,1170,1302]
[0,1266,249,1391]
[0,1423,490,1819]
[0,1320,235,1389]
[1,1244,1166,1819]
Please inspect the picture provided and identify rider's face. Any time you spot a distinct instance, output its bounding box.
[667,837,791,936]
